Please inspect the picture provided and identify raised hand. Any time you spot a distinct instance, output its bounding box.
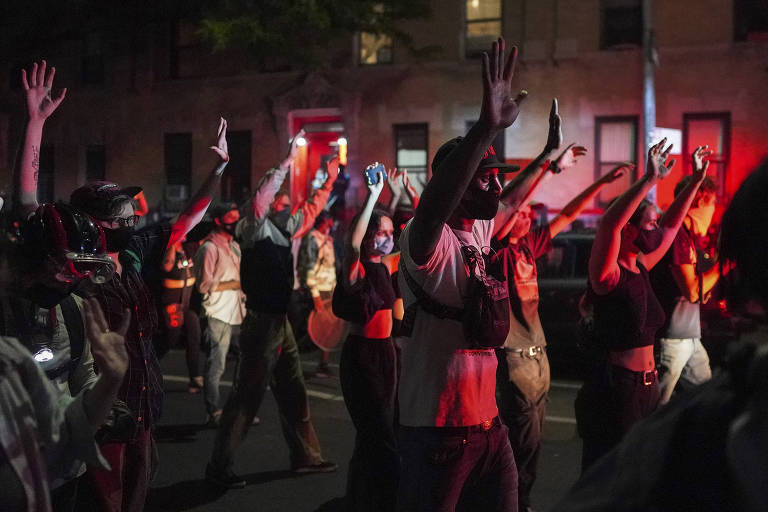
[544,98,563,153]
[209,117,229,163]
[692,145,712,181]
[479,37,528,132]
[286,129,306,162]
[599,162,634,184]
[83,298,130,382]
[550,143,587,173]
[22,60,67,123]
[645,138,675,181]
[325,155,340,185]
[387,167,404,196]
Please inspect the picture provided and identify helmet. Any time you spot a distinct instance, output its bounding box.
[20,203,116,284]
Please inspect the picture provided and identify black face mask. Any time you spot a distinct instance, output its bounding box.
[104,227,134,252]
[459,187,500,220]
[220,222,237,236]
[270,210,291,230]
[633,227,664,254]
[26,283,73,308]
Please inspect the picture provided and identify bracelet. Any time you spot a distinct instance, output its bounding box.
[214,161,228,176]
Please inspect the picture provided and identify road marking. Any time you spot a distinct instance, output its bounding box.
[164,374,573,420]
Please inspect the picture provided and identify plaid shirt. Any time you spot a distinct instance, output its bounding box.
[84,223,171,428]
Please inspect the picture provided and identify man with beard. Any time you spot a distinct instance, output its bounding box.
[194,203,246,425]
[396,38,533,511]
[650,175,720,404]
[68,118,230,511]
[205,131,339,489]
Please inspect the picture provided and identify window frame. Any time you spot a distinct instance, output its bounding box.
[393,123,429,195]
[594,115,640,207]
[358,31,394,66]
[682,112,731,202]
[599,0,643,50]
[464,0,504,58]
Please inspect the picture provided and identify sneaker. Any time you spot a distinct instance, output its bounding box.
[205,463,246,489]
[292,460,338,474]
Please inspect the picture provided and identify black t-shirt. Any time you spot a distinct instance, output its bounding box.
[491,226,553,349]
[591,263,665,351]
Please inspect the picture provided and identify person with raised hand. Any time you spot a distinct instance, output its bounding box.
[492,152,630,511]
[205,131,338,490]
[71,118,230,511]
[17,60,67,215]
[396,37,526,511]
[0,298,129,512]
[576,140,711,472]
[331,166,398,511]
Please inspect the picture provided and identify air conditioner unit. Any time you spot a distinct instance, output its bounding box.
[165,184,189,201]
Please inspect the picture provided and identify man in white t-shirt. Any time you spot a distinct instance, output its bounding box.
[195,203,246,425]
[397,37,539,511]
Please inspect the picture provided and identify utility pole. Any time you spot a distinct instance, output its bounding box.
[642,0,657,201]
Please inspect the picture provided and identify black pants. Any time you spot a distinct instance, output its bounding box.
[575,363,661,472]
[340,335,399,512]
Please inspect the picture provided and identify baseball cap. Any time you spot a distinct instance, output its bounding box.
[432,136,521,175]
[70,181,143,220]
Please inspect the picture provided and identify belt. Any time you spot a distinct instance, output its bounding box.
[504,345,545,358]
[610,365,658,386]
[163,278,195,289]
[438,416,502,434]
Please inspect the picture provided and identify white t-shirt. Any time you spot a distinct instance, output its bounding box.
[398,219,499,427]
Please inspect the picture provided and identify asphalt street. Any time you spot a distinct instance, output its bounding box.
[146,348,583,512]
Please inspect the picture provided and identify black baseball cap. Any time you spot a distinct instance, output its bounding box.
[70,181,143,220]
[432,136,521,175]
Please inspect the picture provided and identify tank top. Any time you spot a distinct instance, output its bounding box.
[591,263,665,351]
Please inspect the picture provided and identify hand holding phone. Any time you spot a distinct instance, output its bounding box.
[364,162,386,186]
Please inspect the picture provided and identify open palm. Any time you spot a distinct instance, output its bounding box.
[22,61,66,122]
[480,38,527,131]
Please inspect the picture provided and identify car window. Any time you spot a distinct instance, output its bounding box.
[536,231,594,280]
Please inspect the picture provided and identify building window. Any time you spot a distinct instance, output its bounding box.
[86,144,106,181]
[170,19,200,79]
[465,0,502,58]
[394,123,428,195]
[38,145,55,203]
[594,116,638,206]
[222,130,252,203]
[164,133,192,208]
[600,0,642,50]
[735,0,768,41]
[359,32,393,65]
[82,32,105,85]
[683,113,730,202]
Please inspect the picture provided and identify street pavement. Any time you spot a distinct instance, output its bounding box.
[146,349,583,512]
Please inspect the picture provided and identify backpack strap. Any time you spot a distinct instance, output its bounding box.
[399,261,463,321]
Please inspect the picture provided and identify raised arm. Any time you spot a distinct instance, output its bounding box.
[386,168,404,215]
[17,61,66,215]
[167,118,229,249]
[492,99,561,235]
[411,38,526,265]
[289,156,339,238]
[548,162,632,238]
[246,129,305,220]
[639,145,711,270]
[344,168,385,287]
[589,139,672,293]
[401,169,421,209]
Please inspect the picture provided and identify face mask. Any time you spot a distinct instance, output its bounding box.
[366,235,394,256]
[220,221,237,236]
[26,283,73,308]
[104,226,134,252]
[688,203,715,236]
[633,227,664,254]
[270,210,291,230]
[459,187,500,220]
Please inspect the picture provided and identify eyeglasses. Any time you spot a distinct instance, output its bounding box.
[51,253,117,284]
[99,215,139,229]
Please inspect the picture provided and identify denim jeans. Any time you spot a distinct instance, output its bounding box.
[657,337,712,404]
[575,363,661,472]
[209,310,324,471]
[203,317,236,415]
[396,422,518,512]
[496,350,549,509]
[340,335,398,512]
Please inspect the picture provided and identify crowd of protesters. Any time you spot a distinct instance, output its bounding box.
[0,36,766,512]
